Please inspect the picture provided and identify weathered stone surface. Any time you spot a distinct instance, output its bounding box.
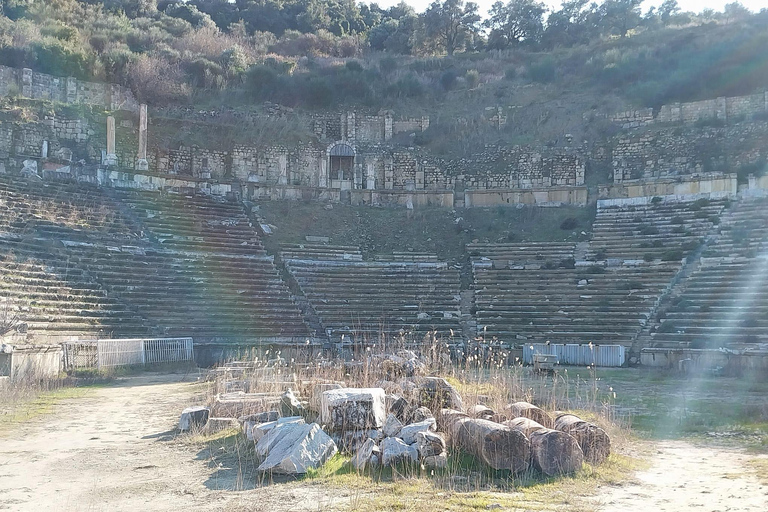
[410,406,435,423]
[389,395,409,423]
[257,422,337,475]
[423,453,448,469]
[415,431,446,458]
[351,437,380,471]
[382,413,403,438]
[419,377,463,412]
[380,437,418,466]
[254,417,307,456]
[399,418,437,445]
[310,382,344,412]
[339,429,384,453]
[245,415,304,442]
[178,406,209,432]
[321,387,386,431]
[280,388,305,417]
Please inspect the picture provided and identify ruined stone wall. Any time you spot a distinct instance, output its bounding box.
[612,121,768,182]
[604,91,768,128]
[0,66,138,112]
[440,145,585,190]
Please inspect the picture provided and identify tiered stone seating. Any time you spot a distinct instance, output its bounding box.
[114,190,265,255]
[62,244,309,341]
[589,199,726,261]
[0,239,148,341]
[470,242,679,346]
[648,198,768,348]
[282,245,462,342]
[0,174,139,241]
[0,176,310,344]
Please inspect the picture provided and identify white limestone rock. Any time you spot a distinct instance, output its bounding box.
[257,422,337,475]
[245,415,303,442]
[380,437,418,467]
[254,417,306,457]
[399,418,437,445]
[321,387,386,431]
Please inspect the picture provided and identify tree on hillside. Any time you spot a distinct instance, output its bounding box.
[659,0,680,25]
[597,0,642,37]
[541,0,599,48]
[485,0,546,49]
[423,0,481,55]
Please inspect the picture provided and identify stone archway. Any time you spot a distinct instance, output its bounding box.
[328,142,355,187]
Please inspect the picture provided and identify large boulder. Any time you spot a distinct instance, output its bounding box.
[418,377,463,412]
[380,437,418,466]
[257,422,338,475]
[178,406,210,432]
[320,388,386,431]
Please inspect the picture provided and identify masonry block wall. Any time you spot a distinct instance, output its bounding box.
[0,66,138,112]
[612,121,768,182]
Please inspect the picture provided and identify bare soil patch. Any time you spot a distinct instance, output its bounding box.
[595,440,768,511]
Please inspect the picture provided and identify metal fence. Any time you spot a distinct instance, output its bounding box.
[63,338,194,370]
[523,343,626,367]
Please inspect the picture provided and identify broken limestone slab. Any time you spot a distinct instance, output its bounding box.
[178,406,210,432]
[415,431,446,458]
[250,416,305,445]
[380,437,418,466]
[280,388,306,417]
[351,437,380,471]
[399,418,437,445]
[382,413,403,438]
[321,388,386,431]
[254,417,307,456]
[257,422,337,475]
[212,392,281,418]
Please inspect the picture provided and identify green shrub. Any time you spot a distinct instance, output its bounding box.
[651,196,663,204]
[465,69,480,89]
[560,217,578,230]
[640,225,659,236]
[528,57,556,83]
[345,60,363,72]
[559,257,575,269]
[643,253,655,262]
[504,66,516,81]
[670,216,684,225]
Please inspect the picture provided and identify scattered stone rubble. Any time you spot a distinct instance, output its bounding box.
[177,361,611,478]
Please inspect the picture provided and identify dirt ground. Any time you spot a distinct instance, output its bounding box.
[1,372,766,512]
[595,440,768,511]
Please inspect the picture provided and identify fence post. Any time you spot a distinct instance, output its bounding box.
[141,339,146,366]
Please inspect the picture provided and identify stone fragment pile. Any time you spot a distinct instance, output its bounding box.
[178,367,611,479]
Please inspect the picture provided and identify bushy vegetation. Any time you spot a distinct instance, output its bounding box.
[0,0,765,110]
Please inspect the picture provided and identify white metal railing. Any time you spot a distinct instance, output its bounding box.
[63,338,193,370]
